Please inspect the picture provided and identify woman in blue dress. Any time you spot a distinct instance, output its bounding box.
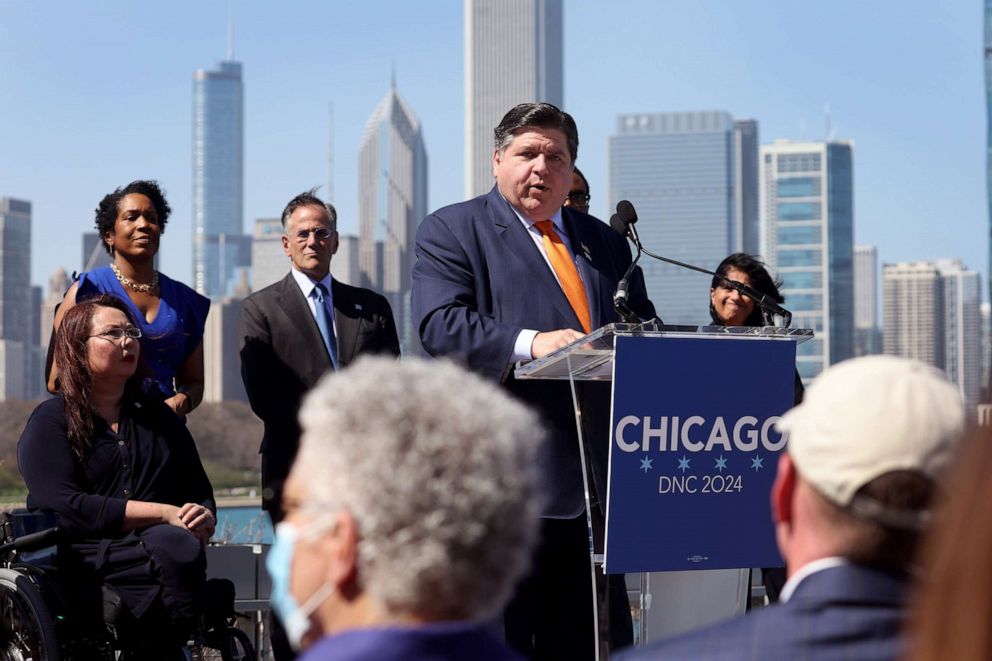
[47,180,209,416]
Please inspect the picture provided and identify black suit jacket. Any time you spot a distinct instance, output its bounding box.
[411,187,655,518]
[239,273,400,516]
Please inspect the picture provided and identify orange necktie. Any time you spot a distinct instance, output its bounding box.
[534,220,591,334]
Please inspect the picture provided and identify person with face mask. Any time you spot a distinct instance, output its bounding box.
[265,356,544,660]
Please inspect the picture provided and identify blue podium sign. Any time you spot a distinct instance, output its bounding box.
[604,335,796,573]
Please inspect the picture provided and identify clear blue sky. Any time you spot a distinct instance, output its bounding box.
[0,1,984,299]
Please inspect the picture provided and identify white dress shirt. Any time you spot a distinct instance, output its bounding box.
[290,267,337,339]
[505,203,590,361]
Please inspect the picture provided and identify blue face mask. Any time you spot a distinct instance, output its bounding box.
[267,521,335,651]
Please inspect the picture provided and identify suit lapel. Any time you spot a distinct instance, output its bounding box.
[487,189,583,330]
[276,273,332,370]
[331,280,360,366]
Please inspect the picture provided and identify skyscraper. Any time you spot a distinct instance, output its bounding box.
[464,0,563,198]
[853,244,881,356]
[985,0,992,397]
[332,234,360,287]
[760,140,855,383]
[882,261,943,366]
[0,197,36,399]
[734,119,761,255]
[41,267,70,350]
[82,232,112,272]
[936,259,983,411]
[202,296,248,403]
[358,80,428,353]
[608,111,758,324]
[883,259,983,411]
[249,218,284,292]
[192,58,244,299]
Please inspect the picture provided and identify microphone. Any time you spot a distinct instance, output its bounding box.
[610,201,646,323]
[614,199,642,248]
[609,200,793,328]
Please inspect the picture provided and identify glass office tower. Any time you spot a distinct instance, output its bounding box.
[192,59,244,299]
[760,140,855,383]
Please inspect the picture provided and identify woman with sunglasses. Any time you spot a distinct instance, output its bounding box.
[20,295,215,658]
[47,180,209,417]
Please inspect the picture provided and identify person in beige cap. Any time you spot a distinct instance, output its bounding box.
[617,355,966,661]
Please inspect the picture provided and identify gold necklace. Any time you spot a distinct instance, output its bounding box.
[111,263,159,293]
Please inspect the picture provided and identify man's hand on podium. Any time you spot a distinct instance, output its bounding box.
[531,329,587,358]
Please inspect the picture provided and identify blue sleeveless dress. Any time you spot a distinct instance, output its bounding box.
[75,266,210,400]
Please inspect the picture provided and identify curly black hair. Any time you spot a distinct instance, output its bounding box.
[94,180,171,255]
[709,252,784,327]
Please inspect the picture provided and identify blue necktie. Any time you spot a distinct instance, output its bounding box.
[312,284,338,369]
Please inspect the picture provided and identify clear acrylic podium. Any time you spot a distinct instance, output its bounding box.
[514,321,813,659]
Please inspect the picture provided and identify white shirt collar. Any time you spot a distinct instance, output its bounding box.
[500,194,566,235]
[290,267,333,300]
[778,556,848,603]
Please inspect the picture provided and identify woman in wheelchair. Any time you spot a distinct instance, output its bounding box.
[17,294,216,658]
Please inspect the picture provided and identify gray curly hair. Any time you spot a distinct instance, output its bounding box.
[294,356,544,621]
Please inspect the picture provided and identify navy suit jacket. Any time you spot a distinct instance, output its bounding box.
[617,564,912,661]
[412,187,655,517]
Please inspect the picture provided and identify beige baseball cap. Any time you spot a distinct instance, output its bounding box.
[776,355,966,510]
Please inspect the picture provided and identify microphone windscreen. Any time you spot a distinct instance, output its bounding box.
[609,213,628,236]
[616,200,638,225]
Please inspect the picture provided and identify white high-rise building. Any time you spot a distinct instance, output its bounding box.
[358,81,427,353]
[202,297,248,403]
[882,261,942,366]
[464,0,563,198]
[882,259,983,410]
[41,268,70,350]
[250,218,285,292]
[332,235,360,287]
[760,140,855,383]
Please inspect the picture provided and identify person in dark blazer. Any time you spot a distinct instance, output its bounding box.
[412,103,655,660]
[239,189,400,524]
[617,356,967,661]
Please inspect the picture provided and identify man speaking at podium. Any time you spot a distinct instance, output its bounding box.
[412,102,655,659]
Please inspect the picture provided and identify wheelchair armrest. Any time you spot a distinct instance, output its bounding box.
[0,526,61,555]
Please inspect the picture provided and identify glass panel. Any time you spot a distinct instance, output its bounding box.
[777,202,821,221]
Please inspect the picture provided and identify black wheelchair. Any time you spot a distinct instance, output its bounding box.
[0,511,256,660]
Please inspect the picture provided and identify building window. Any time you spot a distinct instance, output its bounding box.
[777,202,821,221]
[776,177,821,197]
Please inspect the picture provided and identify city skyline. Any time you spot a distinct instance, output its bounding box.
[0,2,983,318]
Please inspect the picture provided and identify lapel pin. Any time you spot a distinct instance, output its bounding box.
[580,242,591,259]
[355,303,363,311]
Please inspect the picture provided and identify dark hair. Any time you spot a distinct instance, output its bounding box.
[280,187,337,231]
[573,167,590,196]
[493,103,579,165]
[907,426,992,660]
[55,295,142,458]
[709,253,784,326]
[817,471,936,569]
[94,180,171,255]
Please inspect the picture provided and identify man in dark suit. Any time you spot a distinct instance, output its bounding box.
[617,356,967,661]
[240,189,400,524]
[412,103,655,660]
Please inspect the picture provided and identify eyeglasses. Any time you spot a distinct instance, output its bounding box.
[291,228,333,242]
[89,326,142,342]
[567,192,591,205]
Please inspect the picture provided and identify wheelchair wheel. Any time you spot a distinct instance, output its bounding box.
[201,625,256,661]
[0,567,61,661]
